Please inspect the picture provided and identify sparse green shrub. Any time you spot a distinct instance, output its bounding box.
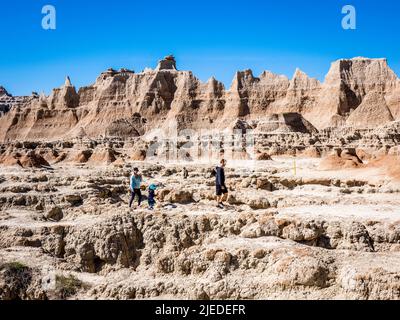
[55,274,84,299]
[0,261,28,272]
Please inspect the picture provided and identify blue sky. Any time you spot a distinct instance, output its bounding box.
[1,0,400,95]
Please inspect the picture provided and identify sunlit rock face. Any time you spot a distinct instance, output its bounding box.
[1,56,400,300]
[0,56,399,142]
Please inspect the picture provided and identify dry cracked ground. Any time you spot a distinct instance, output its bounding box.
[1,157,400,300]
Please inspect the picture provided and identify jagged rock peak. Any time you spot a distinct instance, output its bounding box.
[206,76,225,93]
[156,55,177,71]
[229,69,257,91]
[237,69,255,79]
[260,70,289,81]
[342,56,387,62]
[39,91,47,100]
[119,68,134,74]
[292,68,308,79]
[290,68,320,89]
[0,86,10,97]
[64,76,72,87]
[207,76,222,87]
[325,57,398,85]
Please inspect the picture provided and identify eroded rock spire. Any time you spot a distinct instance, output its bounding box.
[156,55,177,71]
[65,76,72,87]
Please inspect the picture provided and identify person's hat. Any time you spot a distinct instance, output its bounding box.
[149,184,158,190]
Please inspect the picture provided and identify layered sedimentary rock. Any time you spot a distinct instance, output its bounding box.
[0,56,399,142]
[2,56,400,302]
[0,87,10,115]
[0,87,32,117]
[346,92,394,129]
[310,58,400,128]
[254,113,318,134]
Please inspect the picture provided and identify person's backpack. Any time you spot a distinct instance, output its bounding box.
[210,167,217,177]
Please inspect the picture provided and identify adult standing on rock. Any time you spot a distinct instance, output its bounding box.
[183,167,189,179]
[129,167,143,208]
[215,159,228,209]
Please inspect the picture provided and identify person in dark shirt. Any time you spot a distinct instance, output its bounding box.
[215,159,228,209]
[183,167,189,179]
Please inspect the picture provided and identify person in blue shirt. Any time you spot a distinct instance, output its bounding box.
[129,167,143,208]
[148,184,157,210]
[215,159,228,209]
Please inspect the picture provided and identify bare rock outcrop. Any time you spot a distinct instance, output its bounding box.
[308,57,400,129]
[0,149,50,168]
[319,148,363,170]
[255,113,318,134]
[1,57,399,142]
[346,92,394,129]
[87,148,117,165]
[0,262,47,300]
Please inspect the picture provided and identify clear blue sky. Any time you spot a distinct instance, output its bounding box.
[1,0,400,95]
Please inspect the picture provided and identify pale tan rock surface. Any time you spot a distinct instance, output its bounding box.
[1,56,400,300]
[1,57,399,142]
[346,92,394,129]
[0,154,400,300]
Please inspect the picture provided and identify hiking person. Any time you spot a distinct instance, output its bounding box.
[215,159,228,209]
[129,167,143,208]
[183,167,188,179]
[148,184,157,210]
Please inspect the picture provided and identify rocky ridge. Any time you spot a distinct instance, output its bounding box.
[1,56,400,301]
[0,56,400,143]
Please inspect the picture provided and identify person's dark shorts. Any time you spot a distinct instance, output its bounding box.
[216,184,228,196]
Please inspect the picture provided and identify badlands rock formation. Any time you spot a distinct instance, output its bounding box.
[0,56,400,142]
[0,56,400,300]
[1,157,400,300]
[0,87,31,117]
